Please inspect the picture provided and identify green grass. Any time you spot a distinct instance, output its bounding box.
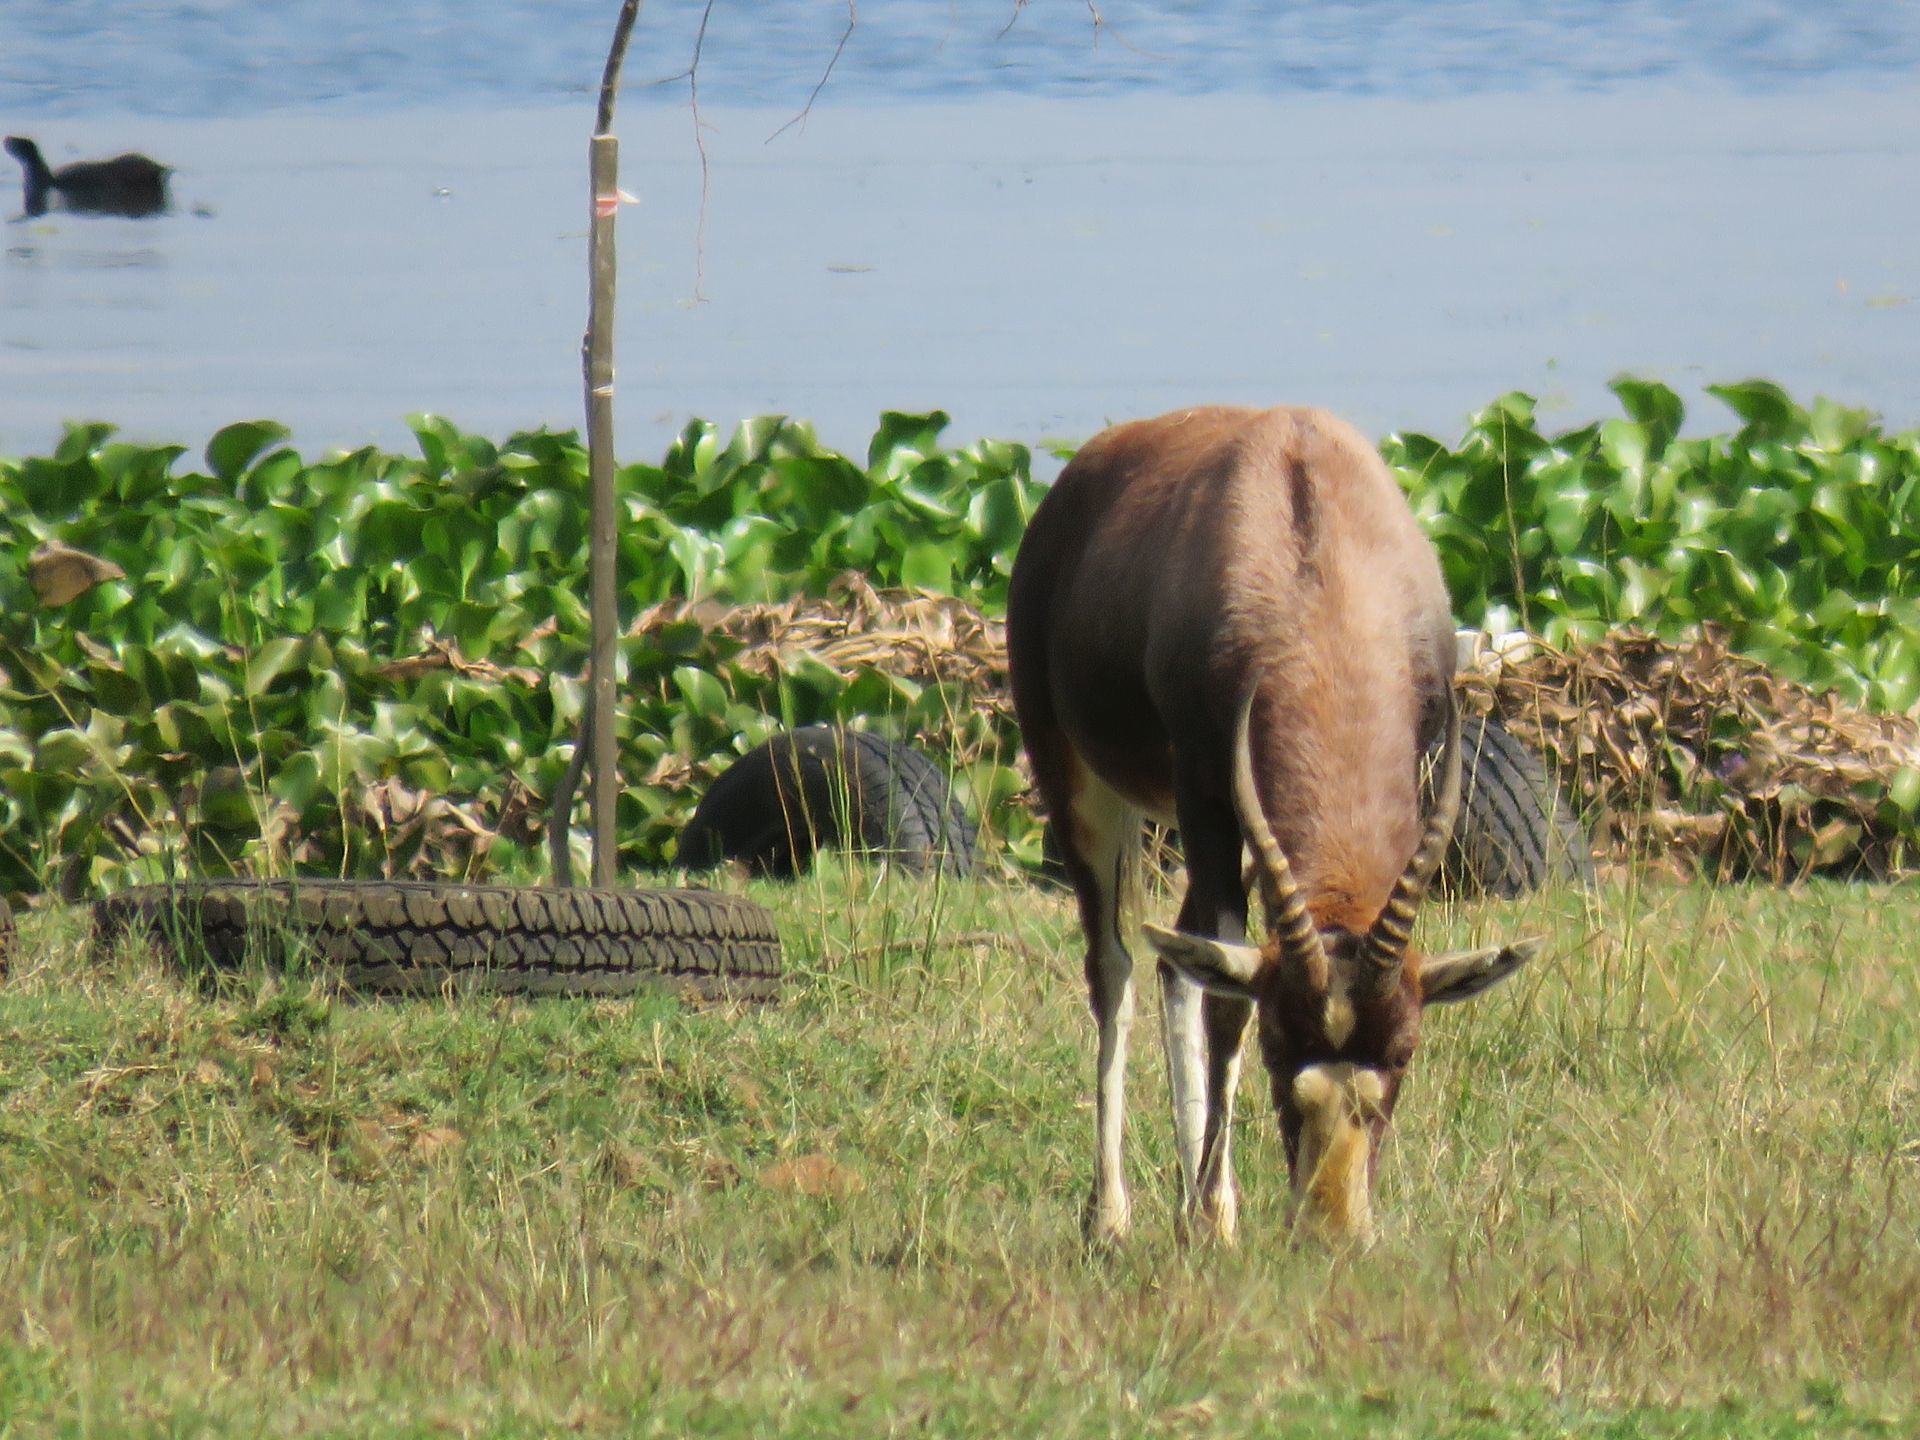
[1,863,1916,1437]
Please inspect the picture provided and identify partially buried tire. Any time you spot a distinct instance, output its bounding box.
[678,726,977,878]
[1441,715,1596,898]
[91,879,782,1001]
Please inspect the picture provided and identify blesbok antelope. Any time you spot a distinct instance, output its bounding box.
[1006,405,1538,1245]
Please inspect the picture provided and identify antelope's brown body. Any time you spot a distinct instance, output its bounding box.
[1008,404,1535,1245]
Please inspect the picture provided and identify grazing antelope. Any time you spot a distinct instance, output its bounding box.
[1007,405,1538,1245]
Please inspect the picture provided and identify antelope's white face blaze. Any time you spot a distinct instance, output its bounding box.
[1321,985,1357,1048]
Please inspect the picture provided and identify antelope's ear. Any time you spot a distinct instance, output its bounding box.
[1142,923,1265,1001]
[1419,936,1542,1005]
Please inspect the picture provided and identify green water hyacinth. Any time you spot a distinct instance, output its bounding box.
[3,381,1918,901]
[1388,377,1920,712]
[0,410,1044,899]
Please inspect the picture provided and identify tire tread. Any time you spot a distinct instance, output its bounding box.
[91,879,782,1001]
[680,726,977,877]
[1442,716,1596,897]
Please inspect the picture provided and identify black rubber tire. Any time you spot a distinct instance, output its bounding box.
[678,726,977,878]
[90,879,782,1001]
[1441,716,1596,898]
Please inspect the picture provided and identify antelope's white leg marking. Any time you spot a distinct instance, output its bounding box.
[1069,775,1141,1244]
[1194,1009,1251,1242]
[1091,936,1135,1244]
[1159,967,1208,1203]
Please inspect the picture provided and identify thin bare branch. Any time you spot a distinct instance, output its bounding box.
[999,0,1155,59]
[1083,0,1160,61]
[648,0,717,301]
[767,0,856,144]
[685,0,715,298]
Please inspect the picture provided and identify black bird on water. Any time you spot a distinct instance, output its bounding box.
[6,136,171,218]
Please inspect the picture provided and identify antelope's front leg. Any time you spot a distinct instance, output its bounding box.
[1158,961,1208,1219]
[1194,992,1253,1241]
[1165,790,1255,1244]
[1067,786,1147,1244]
[1085,925,1136,1244]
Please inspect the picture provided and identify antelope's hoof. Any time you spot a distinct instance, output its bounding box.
[1082,1192,1131,1249]
[1181,1190,1240,1249]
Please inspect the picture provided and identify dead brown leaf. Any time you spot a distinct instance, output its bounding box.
[28,541,126,607]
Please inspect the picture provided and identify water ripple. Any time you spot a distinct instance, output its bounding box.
[4,0,1917,119]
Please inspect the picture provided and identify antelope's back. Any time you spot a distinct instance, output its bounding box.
[1008,406,1456,883]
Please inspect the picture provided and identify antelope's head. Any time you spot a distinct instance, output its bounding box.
[1145,692,1538,1243]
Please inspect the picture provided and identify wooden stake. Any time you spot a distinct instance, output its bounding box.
[582,0,643,889]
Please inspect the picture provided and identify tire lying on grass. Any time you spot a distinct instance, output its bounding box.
[1440,715,1596,898]
[1031,716,1591,900]
[91,879,782,1001]
[678,726,978,878]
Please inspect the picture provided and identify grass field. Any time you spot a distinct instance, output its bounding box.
[1,860,1915,1437]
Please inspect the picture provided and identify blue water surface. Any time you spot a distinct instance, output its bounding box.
[5,0,1918,119]
[4,6,1916,460]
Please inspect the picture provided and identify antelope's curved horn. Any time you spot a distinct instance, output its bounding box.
[1232,684,1329,994]
[1360,693,1464,993]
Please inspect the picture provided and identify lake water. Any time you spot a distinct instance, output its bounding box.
[3,2,1918,463]
[12,1,1920,113]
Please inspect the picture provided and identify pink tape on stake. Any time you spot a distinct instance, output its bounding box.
[594,193,620,219]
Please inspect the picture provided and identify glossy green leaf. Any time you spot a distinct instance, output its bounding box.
[1607,376,1683,454]
[867,410,951,479]
[1707,380,1806,438]
[198,766,258,830]
[206,421,292,483]
[900,542,953,594]
[671,665,728,717]
[243,637,309,697]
